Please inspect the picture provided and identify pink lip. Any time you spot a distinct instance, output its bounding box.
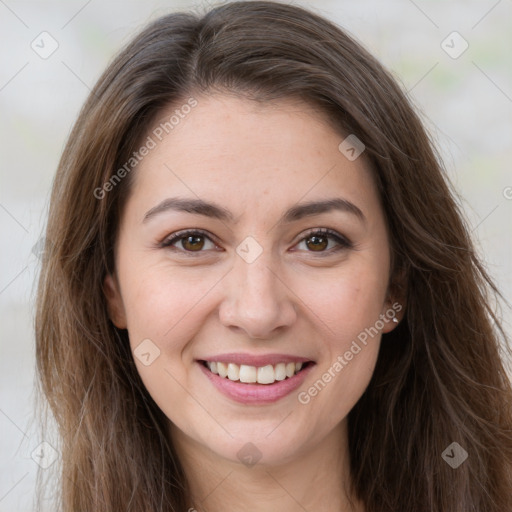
[198,360,315,405]
[200,353,313,367]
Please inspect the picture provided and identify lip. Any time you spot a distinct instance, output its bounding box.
[198,358,315,405]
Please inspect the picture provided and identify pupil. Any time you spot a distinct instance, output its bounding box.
[184,235,204,251]
[306,235,327,251]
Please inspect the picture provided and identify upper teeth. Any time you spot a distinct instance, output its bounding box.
[206,361,304,385]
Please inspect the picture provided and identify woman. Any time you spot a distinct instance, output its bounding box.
[35,1,512,511]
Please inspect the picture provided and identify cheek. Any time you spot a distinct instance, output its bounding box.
[293,255,387,409]
[119,267,210,420]
[294,257,389,340]
[302,345,379,439]
[120,261,220,349]
[296,270,385,431]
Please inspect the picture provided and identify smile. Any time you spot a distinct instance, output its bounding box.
[203,360,308,385]
[198,354,315,404]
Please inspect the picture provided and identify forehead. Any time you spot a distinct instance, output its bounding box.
[125,93,381,223]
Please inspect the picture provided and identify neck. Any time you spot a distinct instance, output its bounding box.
[171,420,364,512]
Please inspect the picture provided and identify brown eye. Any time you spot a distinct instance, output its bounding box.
[305,234,329,251]
[295,229,352,254]
[161,230,217,253]
[181,235,205,251]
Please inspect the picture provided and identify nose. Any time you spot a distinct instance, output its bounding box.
[218,252,297,339]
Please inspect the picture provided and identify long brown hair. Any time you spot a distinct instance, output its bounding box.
[35,1,512,510]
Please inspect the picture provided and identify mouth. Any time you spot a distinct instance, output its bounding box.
[200,359,314,385]
[197,355,316,404]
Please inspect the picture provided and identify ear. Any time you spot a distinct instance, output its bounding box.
[380,298,405,334]
[380,268,407,334]
[103,273,127,329]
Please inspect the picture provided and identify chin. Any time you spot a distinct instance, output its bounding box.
[194,417,314,468]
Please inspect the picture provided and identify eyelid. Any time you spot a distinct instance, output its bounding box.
[295,227,352,247]
[160,228,220,249]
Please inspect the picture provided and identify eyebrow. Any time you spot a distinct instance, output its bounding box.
[142,197,365,224]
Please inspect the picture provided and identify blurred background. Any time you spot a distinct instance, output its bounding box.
[1,0,511,510]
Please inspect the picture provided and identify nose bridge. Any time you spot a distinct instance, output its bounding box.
[239,252,277,301]
[219,245,296,338]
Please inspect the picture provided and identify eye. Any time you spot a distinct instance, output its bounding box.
[160,229,218,253]
[294,228,352,253]
[160,228,352,255]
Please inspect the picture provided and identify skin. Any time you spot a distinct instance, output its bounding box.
[104,93,402,512]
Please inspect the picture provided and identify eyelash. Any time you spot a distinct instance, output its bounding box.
[160,228,353,256]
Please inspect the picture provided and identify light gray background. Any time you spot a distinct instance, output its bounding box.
[1,0,511,510]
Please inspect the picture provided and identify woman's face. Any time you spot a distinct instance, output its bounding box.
[104,93,400,466]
